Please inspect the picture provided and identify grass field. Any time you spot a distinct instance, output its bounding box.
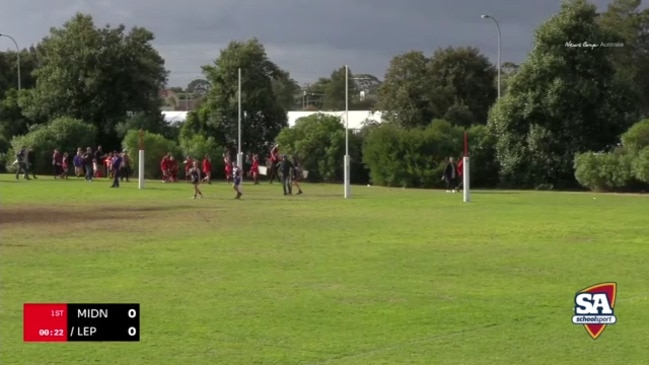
[1,173,648,365]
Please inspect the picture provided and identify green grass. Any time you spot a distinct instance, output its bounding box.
[1,173,648,365]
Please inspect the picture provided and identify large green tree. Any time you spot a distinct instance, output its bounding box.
[321,66,357,110]
[189,38,289,154]
[0,46,42,97]
[428,47,497,126]
[377,48,496,128]
[303,69,379,111]
[185,79,211,97]
[301,78,329,109]
[377,51,432,128]
[598,0,649,118]
[23,13,168,147]
[0,46,45,150]
[488,0,633,189]
[500,62,520,95]
[275,114,345,182]
[271,70,301,111]
[0,90,32,150]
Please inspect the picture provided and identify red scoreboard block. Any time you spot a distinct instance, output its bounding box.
[23,303,68,342]
[23,303,140,342]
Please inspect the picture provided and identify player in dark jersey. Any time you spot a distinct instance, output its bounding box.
[232,161,242,199]
[189,161,203,199]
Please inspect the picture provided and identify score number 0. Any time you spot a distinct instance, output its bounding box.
[128,308,138,337]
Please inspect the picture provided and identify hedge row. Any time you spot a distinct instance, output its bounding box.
[5,115,649,191]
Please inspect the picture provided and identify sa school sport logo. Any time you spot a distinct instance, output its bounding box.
[572,282,617,339]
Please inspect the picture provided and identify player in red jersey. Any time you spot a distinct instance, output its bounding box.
[224,154,232,183]
[202,154,212,184]
[169,156,179,182]
[456,155,464,191]
[104,153,114,179]
[268,144,280,183]
[52,149,63,178]
[249,154,260,184]
[160,153,171,183]
[60,152,69,179]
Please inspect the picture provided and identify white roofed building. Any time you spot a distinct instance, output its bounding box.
[162,110,383,130]
[161,111,188,126]
[288,110,382,130]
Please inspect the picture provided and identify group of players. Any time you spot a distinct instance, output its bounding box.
[158,144,304,199]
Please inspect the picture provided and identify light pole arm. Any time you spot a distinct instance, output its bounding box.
[481,15,502,98]
[488,18,502,98]
[0,33,21,91]
[494,19,501,98]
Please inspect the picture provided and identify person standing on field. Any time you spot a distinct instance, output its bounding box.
[73,150,83,177]
[276,155,294,196]
[202,154,212,184]
[456,156,464,191]
[94,145,106,178]
[249,154,260,184]
[232,161,243,199]
[223,153,232,183]
[120,150,131,182]
[110,151,122,188]
[26,147,37,179]
[83,147,94,182]
[268,144,280,183]
[52,149,62,178]
[14,147,30,180]
[60,152,70,179]
[442,157,457,193]
[188,161,203,199]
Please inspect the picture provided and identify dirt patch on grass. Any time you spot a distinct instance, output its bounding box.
[0,204,200,225]
[0,206,137,226]
[0,205,199,239]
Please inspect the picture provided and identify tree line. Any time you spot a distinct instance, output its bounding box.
[1,0,649,191]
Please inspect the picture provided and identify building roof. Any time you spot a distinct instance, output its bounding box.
[161,111,188,126]
[288,111,382,130]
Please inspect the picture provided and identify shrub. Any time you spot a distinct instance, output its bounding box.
[362,120,466,188]
[115,113,179,141]
[275,113,347,182]
[621,119,649,154]
[574,151,633,191]
[465,124,499,188]
[179,134,224,178]
[7,117,97,174]
[122,130,181,179]
[631,146,649,183]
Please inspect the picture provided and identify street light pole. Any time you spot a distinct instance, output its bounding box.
[481,15,501,98]
[344,65,351,199]
[0,33,21,91]
[237,68,243,175]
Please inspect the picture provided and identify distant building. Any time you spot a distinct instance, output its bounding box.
[161,111,189,126]
[159,89,202,111]
[288,110,382,131]
[161,110,383,130]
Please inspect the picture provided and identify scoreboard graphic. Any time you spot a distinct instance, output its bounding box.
[24,303,140,342]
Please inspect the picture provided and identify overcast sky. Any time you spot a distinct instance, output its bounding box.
[0,0,630,88]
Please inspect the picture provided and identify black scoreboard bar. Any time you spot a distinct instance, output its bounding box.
[67,303,140,342]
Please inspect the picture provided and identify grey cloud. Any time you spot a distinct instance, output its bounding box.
[0,0,636,87]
